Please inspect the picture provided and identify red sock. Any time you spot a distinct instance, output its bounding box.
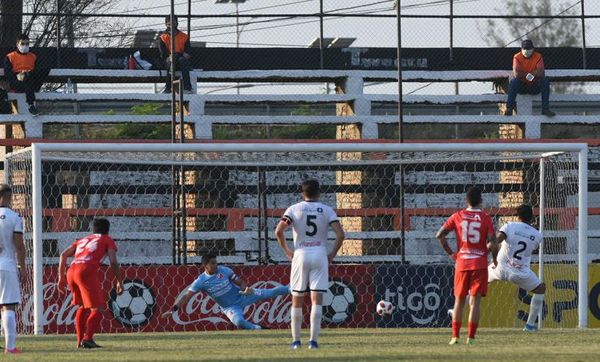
[468,322,478,339]
[84,310,102,341]
[452,321,461,338]
[75,308,90,345]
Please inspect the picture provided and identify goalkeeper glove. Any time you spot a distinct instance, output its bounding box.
[239,287,255,296]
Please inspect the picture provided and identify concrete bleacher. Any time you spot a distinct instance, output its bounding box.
[2,69,600,140]
[1,67,599,265]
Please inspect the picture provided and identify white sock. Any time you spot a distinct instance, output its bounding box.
[291,307,302,342]
[310,304,322,343]
[2,309,17,350]
[527,293,544,326]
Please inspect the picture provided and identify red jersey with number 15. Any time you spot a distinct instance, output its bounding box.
[70,234,117,268]
[442,208,494,271]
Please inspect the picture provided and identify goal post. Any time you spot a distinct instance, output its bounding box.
[5,142,589,334]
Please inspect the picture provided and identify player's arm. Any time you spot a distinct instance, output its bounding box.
[57,244,76,291]
[328,221,345,263]
[275,216,294,260]
[435,226,456,261]
[231,274,255,296]
[162,289,195,319]
[13,232,25,270]
[107,249,124,295]
[491,231,506,266]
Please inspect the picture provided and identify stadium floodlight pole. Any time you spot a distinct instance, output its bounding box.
[319,0,324,70]
[55,0,61,67]
[538,157,545,329]
[170,0,179,264]
[578,147,588,328]
[188,0,192,39]
[449,0,454,63]
[581,0,587,69]
[396,0,406,263]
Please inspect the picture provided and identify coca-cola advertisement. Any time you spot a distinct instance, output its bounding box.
[32,265,374,333]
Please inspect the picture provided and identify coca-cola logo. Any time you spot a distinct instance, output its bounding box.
[170,281,291,326]
[22,282,79,327]
[109,280,156,328]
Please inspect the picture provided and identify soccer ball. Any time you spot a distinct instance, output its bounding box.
[376,300,395,316]
[109,280,156,328]
[322,279,356,324]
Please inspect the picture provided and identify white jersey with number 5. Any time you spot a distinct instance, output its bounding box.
[0,207,24,272]
[497,221,542,270]
[283,201,339,252]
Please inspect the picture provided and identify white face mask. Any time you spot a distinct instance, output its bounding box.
[521,49,533,58]
[18,45,29,53]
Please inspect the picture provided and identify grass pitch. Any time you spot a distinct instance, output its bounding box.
[12,328,600,361]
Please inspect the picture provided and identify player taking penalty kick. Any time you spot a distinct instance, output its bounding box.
[58,219,124,349]
[275,179,345,350]
[488,204,545,331]
[436,187,495,345]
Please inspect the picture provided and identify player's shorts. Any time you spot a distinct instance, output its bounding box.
[0,270,21,305]
[67,263,103,308]
[488,263,542,292]
[454,268,488,298]
[291,249,328,296]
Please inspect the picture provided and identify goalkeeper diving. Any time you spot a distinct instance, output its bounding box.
[162,253,290,330]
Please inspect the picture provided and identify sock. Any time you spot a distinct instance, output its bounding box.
[468,322,478,339]
[2,309,17,350]
[310,305,322,343]
[75,308,90,345]
[527,293,544,326]
[451,321,461,338]
[291,307,302,342]
[84,309,102,341]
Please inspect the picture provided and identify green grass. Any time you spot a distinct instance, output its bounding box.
[12,328,600,361]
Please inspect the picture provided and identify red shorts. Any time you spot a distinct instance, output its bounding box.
[454,268,488,298]
[66,263,103,308]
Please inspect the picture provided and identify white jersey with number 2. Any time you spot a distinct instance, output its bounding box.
[283,201,339,253]
[497,221,542,270]
[489,221,543,292]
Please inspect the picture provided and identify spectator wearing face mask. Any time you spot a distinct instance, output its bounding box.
[504,39,555,117]
[3,34,49,116]
[157,16,193,94]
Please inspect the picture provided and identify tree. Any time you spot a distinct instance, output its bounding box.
[21,0,130,48]
[481,0,581,48]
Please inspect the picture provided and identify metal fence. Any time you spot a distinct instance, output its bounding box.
[0,0,599,69]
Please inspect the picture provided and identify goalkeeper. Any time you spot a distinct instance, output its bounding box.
[162,253,289,329]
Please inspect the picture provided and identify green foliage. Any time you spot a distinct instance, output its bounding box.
[111,103,171,139]
[130,103,164,115]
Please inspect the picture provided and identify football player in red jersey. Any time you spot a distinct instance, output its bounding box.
[436,187,496,345]
[58,219,124,349]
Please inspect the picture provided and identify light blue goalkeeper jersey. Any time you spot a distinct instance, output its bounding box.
[188,265,242,308]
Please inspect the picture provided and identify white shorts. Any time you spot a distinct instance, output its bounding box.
[291,250,328,296]
[0,270,21,305]
[488,263,541,292]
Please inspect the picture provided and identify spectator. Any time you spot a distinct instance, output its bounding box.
[157,16,192,94]
[505,39,555,117]
[3,34,49,116]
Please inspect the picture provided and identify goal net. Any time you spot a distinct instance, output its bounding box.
[3,142,588,335]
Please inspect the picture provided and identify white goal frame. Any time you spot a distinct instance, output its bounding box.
[25,142,588,334]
